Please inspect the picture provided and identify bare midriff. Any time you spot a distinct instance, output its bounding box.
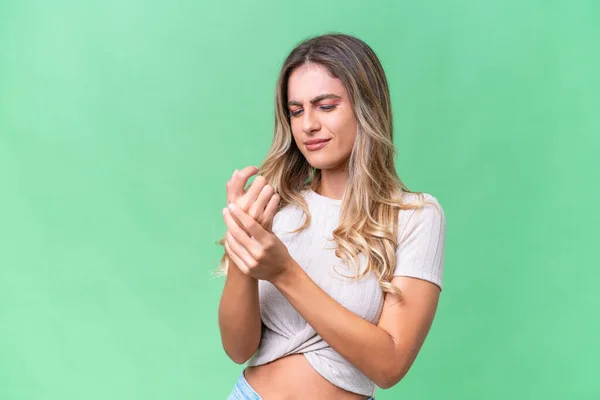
[243,353,371,400]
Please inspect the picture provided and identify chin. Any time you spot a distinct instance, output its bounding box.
[305,156,342,170]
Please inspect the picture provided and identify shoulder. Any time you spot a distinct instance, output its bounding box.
[398,192,446,241]
[393,191,446,290]
[400,191,443,208]
[398,191,445,227]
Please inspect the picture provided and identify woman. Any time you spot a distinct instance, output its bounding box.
[217,33,446,400]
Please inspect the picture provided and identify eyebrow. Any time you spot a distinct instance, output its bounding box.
[287,93,342,107]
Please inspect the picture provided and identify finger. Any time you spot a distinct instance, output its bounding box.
[226,166,259,203]
[263,193,280,221]
[226,170,242,204]
[223,207,256,250]
[223,202,252,237]
[224,240,249,274]
[239,175,267,211]
[225,169,239,204]
[236,166,260,194]
[248,184,275,220]
[261,193,280,231]
[225,230,256,271]
[227,203,269,242]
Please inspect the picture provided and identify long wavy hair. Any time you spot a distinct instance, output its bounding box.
[216,33,440,298]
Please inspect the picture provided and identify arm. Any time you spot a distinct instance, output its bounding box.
[272,265,440,389]
[217,166,281,364]
[218,261,262,364]
[223,195,445,387]
[272,198,445,387]
[272,197,445,387]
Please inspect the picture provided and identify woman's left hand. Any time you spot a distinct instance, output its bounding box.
[222,202,296,282]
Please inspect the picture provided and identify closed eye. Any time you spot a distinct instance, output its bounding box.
[289,105,337,117]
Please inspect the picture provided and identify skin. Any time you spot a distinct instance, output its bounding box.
[218,166,280,365]
[219,63,441,399]
[287,63,357,200]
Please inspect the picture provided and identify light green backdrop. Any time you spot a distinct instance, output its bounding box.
[1,1,598,399]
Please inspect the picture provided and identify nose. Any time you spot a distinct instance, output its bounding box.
[302,108,321,134]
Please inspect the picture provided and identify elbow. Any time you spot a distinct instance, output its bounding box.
[224,347,255,365]
[375,365,409,390]
[221,336,260,365]
[219,325,261,365]
[230,353,251,365]
[374,348,415,389]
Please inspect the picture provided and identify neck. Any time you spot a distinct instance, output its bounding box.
[314,166,348,200]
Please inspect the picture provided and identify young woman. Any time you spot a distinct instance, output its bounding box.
[217,33,446,400]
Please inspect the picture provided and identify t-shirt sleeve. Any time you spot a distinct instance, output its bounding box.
[393,193,446,291]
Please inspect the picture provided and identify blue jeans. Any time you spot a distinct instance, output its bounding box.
[227,370,262,400]
[227,370,375,400]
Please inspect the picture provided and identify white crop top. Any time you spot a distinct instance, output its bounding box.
[246,188,446,397]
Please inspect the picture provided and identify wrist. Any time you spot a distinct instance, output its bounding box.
[228,261,257,281]
[270,258,301,288]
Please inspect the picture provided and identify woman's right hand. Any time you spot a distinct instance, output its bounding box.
[225,166,280,233]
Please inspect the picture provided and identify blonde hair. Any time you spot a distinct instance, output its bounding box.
[216,33,441,298]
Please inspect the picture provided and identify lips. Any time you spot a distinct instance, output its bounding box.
[305,138,331,145]
[305,138,331,151]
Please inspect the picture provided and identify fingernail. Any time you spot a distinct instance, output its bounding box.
[222,208,228,214]
[228,203,236,211]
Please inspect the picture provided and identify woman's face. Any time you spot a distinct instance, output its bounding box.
[287,63,357,171]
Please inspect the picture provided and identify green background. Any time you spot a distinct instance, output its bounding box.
[1,0,598,399]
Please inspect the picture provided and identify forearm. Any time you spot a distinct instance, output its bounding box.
[271,261,401,388]
[218,261,262,364]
